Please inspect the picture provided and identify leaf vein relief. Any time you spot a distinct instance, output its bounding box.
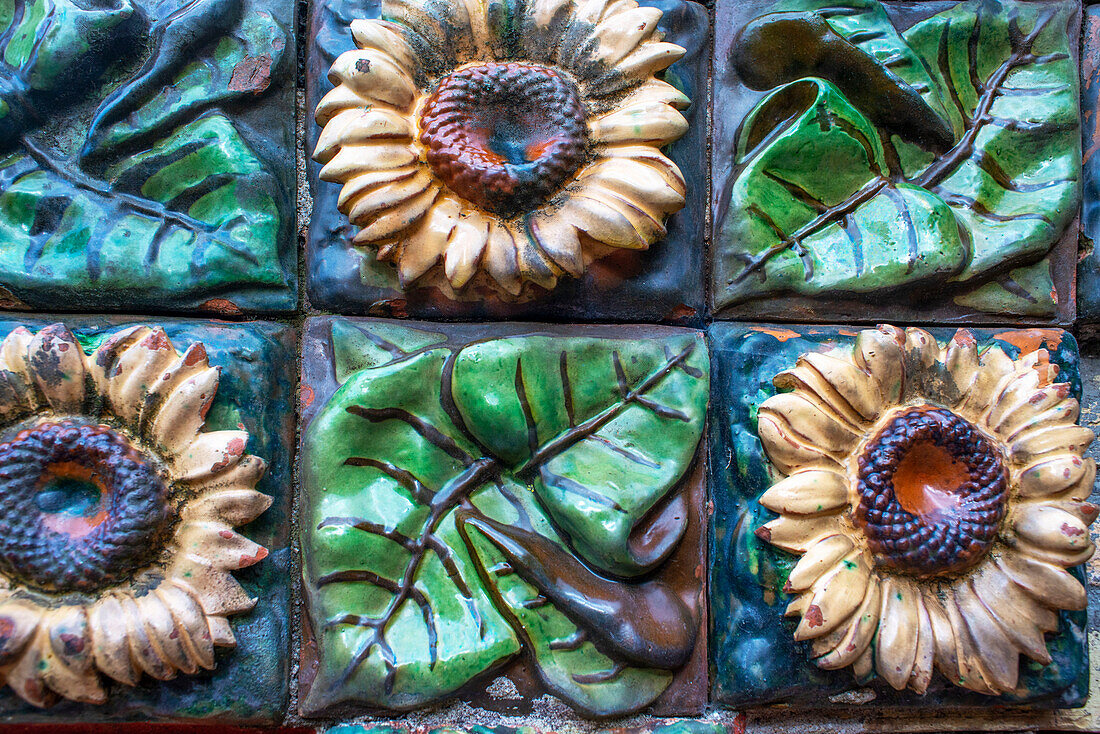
[717,0,1081,316]
[302,321,710,716]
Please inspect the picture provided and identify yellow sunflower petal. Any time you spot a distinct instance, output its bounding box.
[88,596,139,686]
[336,166,420,211]
[795,352,881,423]
[174,559,258,616]
[785,534,855,593]
[176,520,269,571]
[4,633,53,707]
[315,109,415,172]
[599,143,686,192]
[988,376,1074,437]
[158,582,215,671]
[909,592,935,695]
[852,644,874,681]
[327,48,418,111]
[397,196,462,286]
[346,169,435,225]
[952,579,1019,693]
[793,550,870,641]
[27,324,86,413]
[875,576,918,690]
[355,183,441,242]
[903,327,941,372]
[613,77,691,111]
[813,575,881,670]
[854,326,904,405]
[997,552,1087,611]
[756,411,840,474]
[758,393,859,456]
[1010,424,1094,467]
[758,469,849,517]
[590,99,687,146]
[757,514,844,555]
[944,329,980,401]
[314,84,367,131]
[969,565,1052,664]
[607,41,685,90]
[134,592,196,676]
[577,158,685,218]
[955,346,1016,420]
[350,19,419,72]
[483,222,523,296]
[559,190,650,249]
[1010,504,1095,557]
[528,213,584,278]
[444,211,490,289]
[1018,455,1095,500]
[176,431,249,483]
[923,592,965,690]
[583,6,663,69]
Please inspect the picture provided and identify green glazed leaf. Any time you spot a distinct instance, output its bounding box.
[301,327,709,715]
[717,0,1080,316]
[0,115,285,300]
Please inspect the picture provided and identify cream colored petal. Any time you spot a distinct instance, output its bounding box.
[88,595,139,686]
[315,109,415,171]
[321,141,418,177]
[326,48,418,111]
[944,329,980,403]
[346,170,435,225]
[577,158,685,220]
[1010,425,1095,467]
[854,326,904,405]
[314,84,369,130]
[0,326,34,378]
[757,411,840,475]
[117,594,174,681]
[134,592,196,676]
[183,487,272,528]
[785,535,854,593]
[969,566,1052,664]
[613,77,691,112]
[757,514,844,554]
[0,600,42,666]
[908,592,935,695]
[1010,504,1094,556]
[1018,455,1095,500]
[336,166,421,211]
[590,99,687,146]
[793,550,870,641]
[4,633,52,707]
[158,582,215,670]
[139,340,212,435]
[41,606,105,705]
[207,615,237,647]
[105,327,179,427]
[528,213,584,277]
[852,644,874,681]
[0,327,39,420]
[558,190,650,249]
[444,212,490,288]
[796,352,881,422]
[354,183,441,242]
[997,552,1087,611]
[953,579,1019,693]
[956,346,1016,420]
[606,41,685,90]
[875,577,918,690]
[575,181,667,244]
[185,453,267,500]
[988,377,1074,439]
[758,469,849,517]
[903,327,941,372]
[813,574,881,670]
[350,19,419,71]
[514,229,560,292]
[173,559,258,616]
[397,196,462,286]
[176,431,249,483]
[483,222,522,297]
[599,143,686,191]
[28,324,86,413]
[582,6,663,69]
[150,364,220,458]
[176,520,269,571]
[923,591,965,690]
[758,393,859,456]
[985,364,1051,429]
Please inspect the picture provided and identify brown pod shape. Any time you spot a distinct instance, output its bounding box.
[459,511,696,669]
[732,11,956,154]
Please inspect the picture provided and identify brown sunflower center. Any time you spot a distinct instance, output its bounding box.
[0,421,174,593]
[855,406,1008,578]
[418,61,588,217]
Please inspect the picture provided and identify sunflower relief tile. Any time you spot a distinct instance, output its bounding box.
[298,317,709,718]
[709,324,1094,708]
[305,0,708,322]
[0,0,297,315]
[711,0,1081,324]
[0,318,294,724]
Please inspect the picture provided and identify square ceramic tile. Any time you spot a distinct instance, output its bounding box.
[709,323,1090,708]
[711,0,1080,324]
[304,0,707,323]
[0,317,294,724]
[298,317,709,719]
[0,0,298,314]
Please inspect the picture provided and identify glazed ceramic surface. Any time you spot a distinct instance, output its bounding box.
[299,317,709,718]
[305,0,708,322]
[709,324,1092,708]
[0,0,297,314]
[712,0,1081,324]
[0,317,295,725]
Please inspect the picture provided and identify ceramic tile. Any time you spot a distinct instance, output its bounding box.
[298,317,709,719]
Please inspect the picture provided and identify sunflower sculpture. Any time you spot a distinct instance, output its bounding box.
[0,324,270,707]
[313,0,690,298]
[755,326,1097,695]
